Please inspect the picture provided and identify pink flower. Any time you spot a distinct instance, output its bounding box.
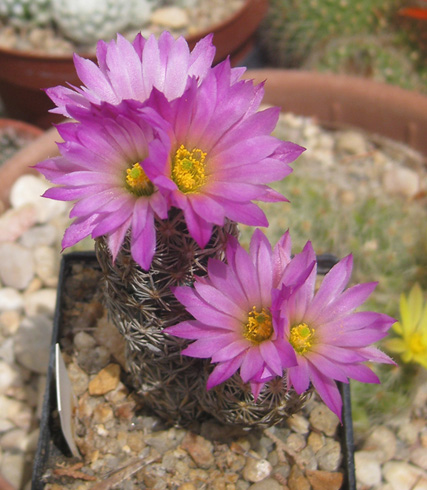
[35,101,171,269]
[165,229,311,394]
[276,253,395,420]
[47,32,216,118]
[147,61,305,248]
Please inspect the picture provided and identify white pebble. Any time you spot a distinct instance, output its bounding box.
[0,204,37,243]
[383,461,427,490]
[0,242,34,290]
[10,175,68,224]
[336,130,368,154]
[243,456,272,482]
[151,6,189,29]
[355,450,383,487]
[0,288,24,311]
[382,166,420,198]
[13,315,53,374]
[23,289,57,317]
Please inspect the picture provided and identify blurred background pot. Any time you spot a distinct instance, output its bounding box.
[0,0,268,129]
[245,69,427,157]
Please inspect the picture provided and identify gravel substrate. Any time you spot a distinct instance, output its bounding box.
[0,112,426,489]
[0,0,245,55]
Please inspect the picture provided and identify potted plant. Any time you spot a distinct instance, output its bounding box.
[28,31,403,488]
[0,0,268,128]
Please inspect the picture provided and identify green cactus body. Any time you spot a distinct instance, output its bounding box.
[0,0,52,27]
[304,34,427,93]
[259,0,400,67]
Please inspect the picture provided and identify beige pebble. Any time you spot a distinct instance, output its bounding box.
[151,7,189,29]
[88,363,121,396]
[306,469,344,490]
[181,432,214,469]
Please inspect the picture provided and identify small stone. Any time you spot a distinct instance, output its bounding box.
[363,426,397,463]
[286,433,306,453]
[74,331,97,351]
[78,345,111,374]
[306,469,344,490]
[308,432,325,453]
[309,403,339,437]
[355,450,383,487]
[151,7,189,29]
[398,422,421,445]
[0,242,34,290]
[0,428,28,451]
[34,245,58,286]
[287,414,310,434]
[0,451,26,488]
[382,166,420,198]
[0,360,19,395]
[288,464,310,490]
[0,288,24,311]
[411,447,427,470]
[243,455,272,483]
[10,175,68,223]
[336,130,368,155]
[0,310,21,336]
[383,461,427,490]
[0,204,37,243]
[93,403,114,424]
[248,478,283,490]
[23,288,57,317]
[0,395,32,430]
[316,439,342,472]
[20,223,58,248]
[88,364,121,396]
[181,432,214,469]
[67,361,89,396]
[145,428,184,454]
[14,314,52,374]
[297,445,318,471]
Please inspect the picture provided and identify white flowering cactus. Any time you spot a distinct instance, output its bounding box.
[0,0,52,27]
[51,0,156,45]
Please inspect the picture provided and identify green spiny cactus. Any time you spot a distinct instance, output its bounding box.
[0,0,52,27]
[303,34,427,93]
[258,0,401,67]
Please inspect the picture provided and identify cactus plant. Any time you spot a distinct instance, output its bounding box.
[0,0,52,27]
[258,0,400,67]
[303,34,427,93]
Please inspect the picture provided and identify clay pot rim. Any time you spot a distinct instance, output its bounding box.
[245,68,427,158]
[0,0,257,61]
[0,117,44,138]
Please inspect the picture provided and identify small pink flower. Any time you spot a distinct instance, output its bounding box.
[147,61,304,248]
[165,229,312,394]
[36,101,171,270]
[276,254,395,419]
[47,32,216,117]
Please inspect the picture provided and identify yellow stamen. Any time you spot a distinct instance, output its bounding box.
[126,163,154,196]
[409,332,426,355]
[289,323,315,354]
[243,306,273,344]
[172,144,207,193]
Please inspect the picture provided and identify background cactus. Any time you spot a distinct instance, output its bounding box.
[258,0,401,67]
[0,0,52,27]
[303,34,427,93]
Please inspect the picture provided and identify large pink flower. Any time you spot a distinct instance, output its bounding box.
[164,229,315,394]
[147,61,305,248]
[276,254,395,419]
[47,31,216,118]
[35,100,171,269]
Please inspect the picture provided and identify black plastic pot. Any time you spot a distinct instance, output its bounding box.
[32,251,356,489]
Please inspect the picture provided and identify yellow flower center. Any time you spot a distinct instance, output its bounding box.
[243,306,273,344]
[408,332,427,355]
[172,144,207,193]
[126,163,154,196]
[289,323,315,354]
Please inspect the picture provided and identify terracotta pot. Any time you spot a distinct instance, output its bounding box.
[0,0,268,129]
[245,69,427,157]
[0,122,59,210]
